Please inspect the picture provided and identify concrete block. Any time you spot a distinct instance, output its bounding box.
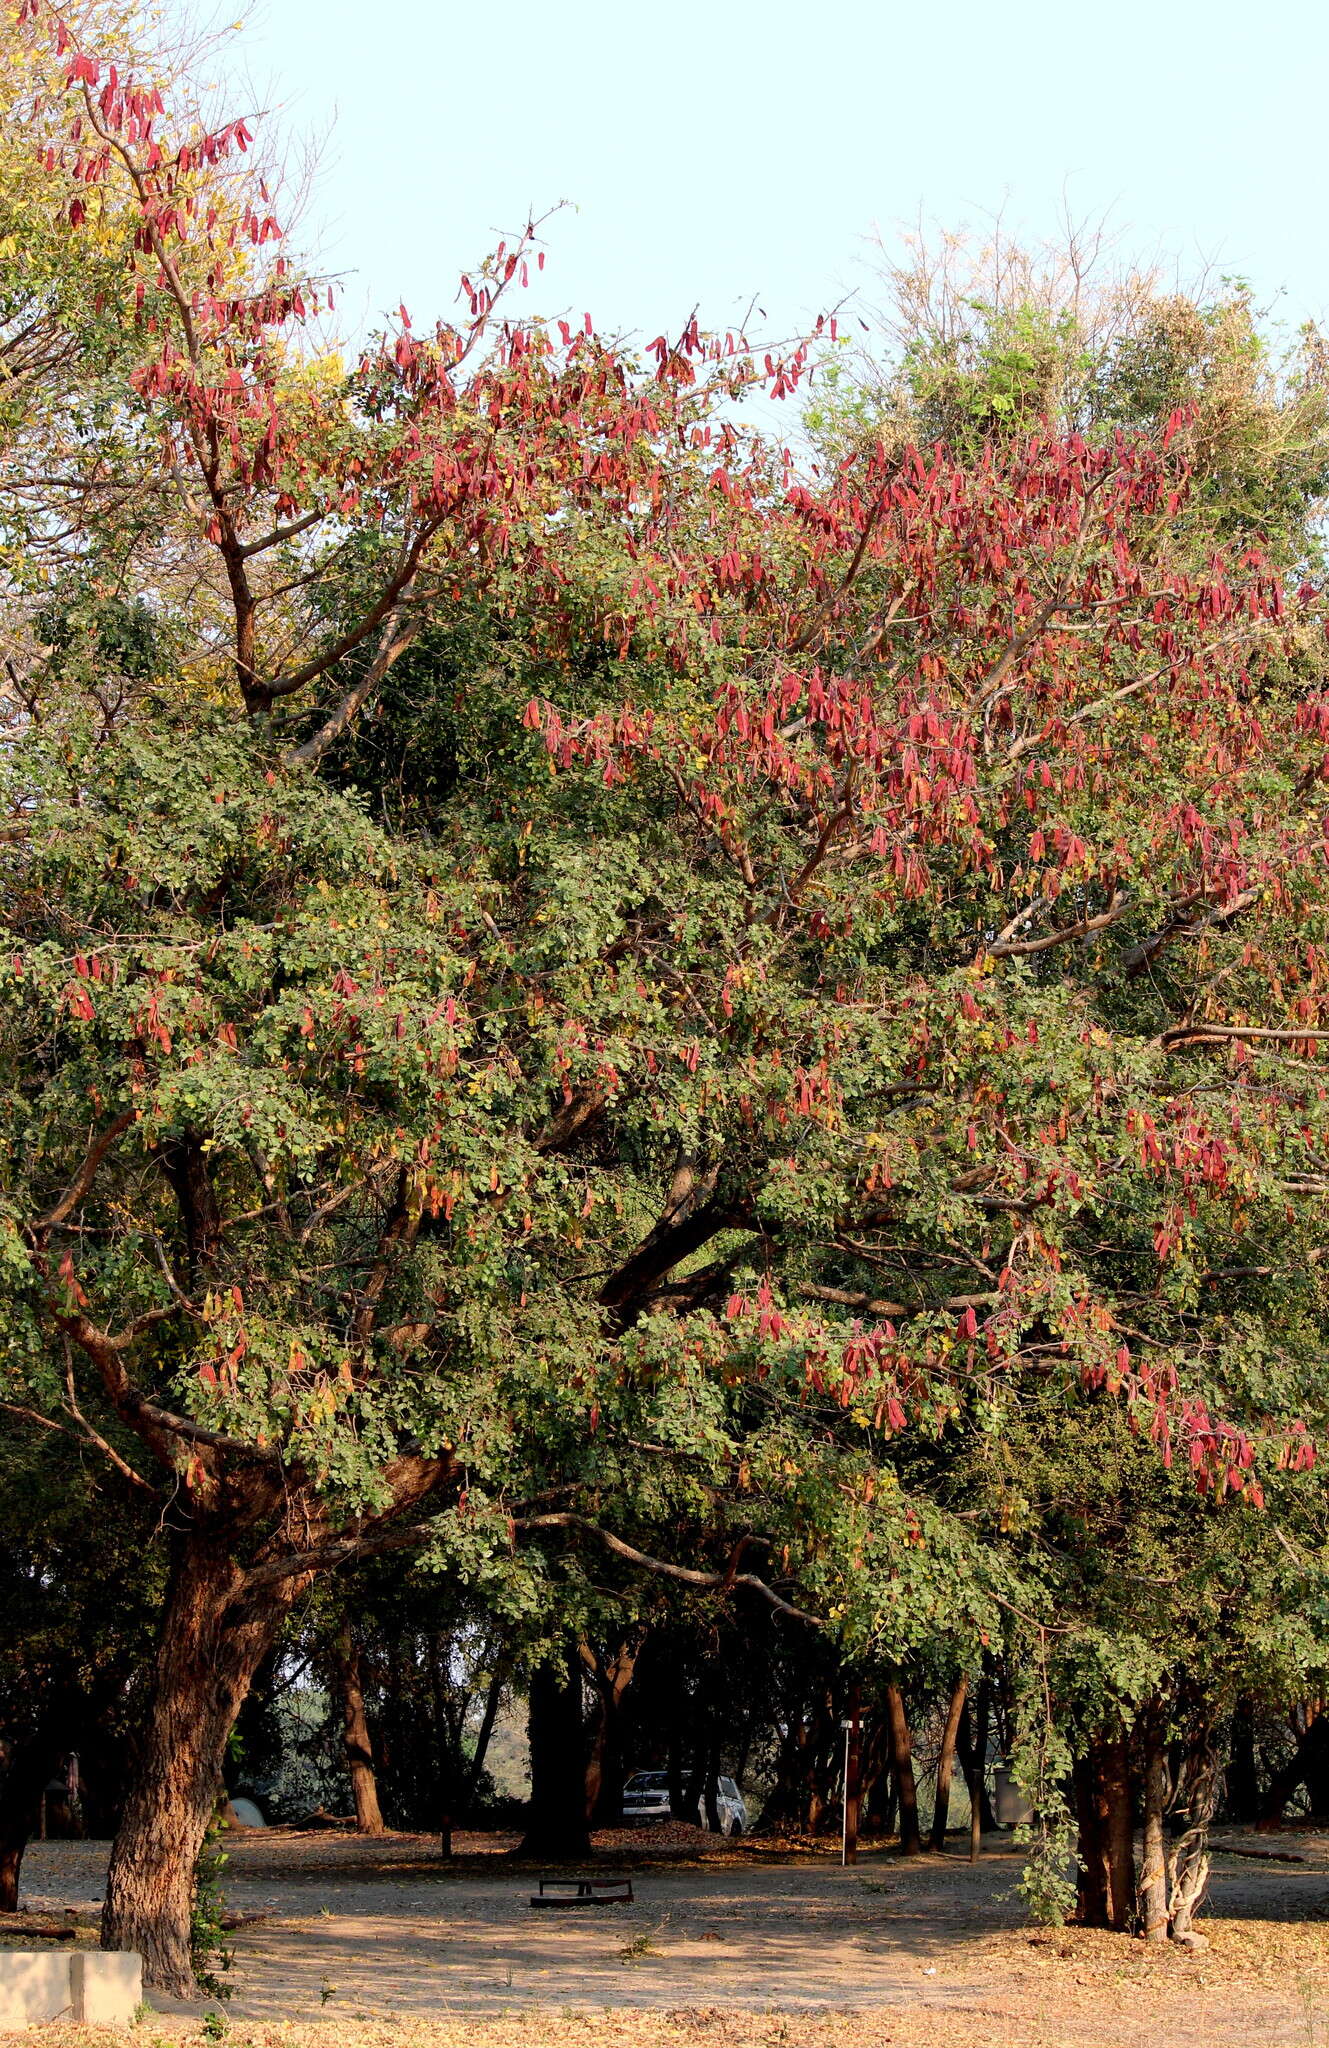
[0,1951,75,2027]
[73,1949,143,2023]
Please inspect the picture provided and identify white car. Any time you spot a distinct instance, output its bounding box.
[621,1771,748,1835]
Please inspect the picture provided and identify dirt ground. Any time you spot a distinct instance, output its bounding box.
[7,1824,1329,2047]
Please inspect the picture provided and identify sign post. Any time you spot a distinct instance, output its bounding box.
[840,1691,862,1866]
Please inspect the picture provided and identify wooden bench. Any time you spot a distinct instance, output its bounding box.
[529,1876,634,1908]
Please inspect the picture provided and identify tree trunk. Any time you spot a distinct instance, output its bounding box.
[1305,1704,1329,1817]
[463,1662,506,1820]
[100,1524,305,1994]
[957,1672,993,1859]
[1170,1725,1220,1937]
[884,1683,922,1856]
[1224,1698,1260,1825]
[581,1636,641,1829]
[582,1678,609,1827]
[755,1700,806,1834]
[867,1753,897,1837]
[0,1731,60,1912]
[931,1674,969,1851]
[333,1618,385,1836]
[755,1686,836,1835]
[857,1717,891,1835]
[1101,1735,1135,1931]
[1139,1707,1170,1942]
[519,1654,590,1860]
[1073,1731,1134,1930]
[1260,1709,1329,1829]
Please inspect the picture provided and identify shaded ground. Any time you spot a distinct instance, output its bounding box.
[7,1824,1329,2045]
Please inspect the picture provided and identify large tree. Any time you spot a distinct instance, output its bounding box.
[0,0,853,1989]
[6,1,1329,1991]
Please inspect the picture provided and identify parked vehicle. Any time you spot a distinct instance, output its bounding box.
[621,1771,748,1835]
[622,1770,672,1823]
[705,1776,748,1836]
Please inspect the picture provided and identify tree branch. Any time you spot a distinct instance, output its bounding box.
[240,1451,458,1590]
[1162,1022,1329,1049]
[988,889,1129,959]
[62,1340,160,1499]
[599,1176,753,1326]
[800,1281,996,1319]
[282,599,422,768]
[34,1112,134,1235]
[1123,886,1260,979]
[514,1513,824,1626]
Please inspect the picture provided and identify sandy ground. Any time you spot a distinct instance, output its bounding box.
[7,1825,1329,2046]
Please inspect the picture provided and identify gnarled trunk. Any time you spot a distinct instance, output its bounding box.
[333,1618,386,1836]
[100,1523,306,1994]
[1170,1724,1220,1937]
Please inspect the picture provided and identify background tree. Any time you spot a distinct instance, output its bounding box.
[0,1420,162,1910]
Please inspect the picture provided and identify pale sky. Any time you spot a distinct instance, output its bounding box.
[201,0,1324,355]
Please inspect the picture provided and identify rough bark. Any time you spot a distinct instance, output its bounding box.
[1073,1731,1134,1930]
[1139,1707,1170,1942]
[931,1674,969,1851]
[100,1521,313,1993]
[519,1654,590,1861]
[884,1682,922,1856]
[332,1618,386,1836]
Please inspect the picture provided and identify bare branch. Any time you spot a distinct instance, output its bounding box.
[800,1281,996,1319]
[271,533,429,704]
[1162,1022,1329,1050]
[282,600,422,769]
[237,508,325,560]
[62,1340,160,1498]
